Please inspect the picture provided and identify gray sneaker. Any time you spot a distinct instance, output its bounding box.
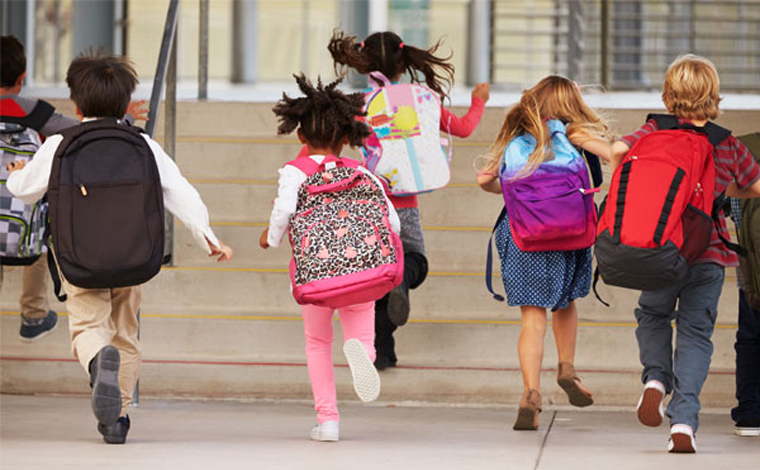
[19,311,58,342]
[387,284,410,326]
[89,345,122,426]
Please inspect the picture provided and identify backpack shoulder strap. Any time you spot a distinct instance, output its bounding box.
[0,99,55,132]
[702,122,732,148]
[286,156,322,175]
[485,208,507,302]
[646,113,680,130]
[646,113,732,148]
[53,119,137,159]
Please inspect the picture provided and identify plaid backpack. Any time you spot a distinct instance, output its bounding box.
[287,155,403,308]
[0,122,47,265]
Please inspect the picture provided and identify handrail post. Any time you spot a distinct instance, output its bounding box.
[467,0,492,86]
[199,0,209,100]
[567,0,583,81]
[600,0,610,89]
[146,0,180,137]
[134,0,179,408]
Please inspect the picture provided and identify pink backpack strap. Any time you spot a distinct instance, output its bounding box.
[286,156,322,175]
[285,155,362,175]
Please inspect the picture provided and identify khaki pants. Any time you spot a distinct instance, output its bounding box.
[20,255,51,320]
[60,275,142,416]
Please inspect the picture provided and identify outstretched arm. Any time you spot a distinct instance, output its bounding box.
[441,83,489,138]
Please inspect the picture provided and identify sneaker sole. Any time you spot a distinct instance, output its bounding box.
[669,433,696,453]
[310,431,339,442]
[734,427,760,437]
[513,407,539,431]
[387,287,410,327]
[18,316,59,343]
[637,387,664,427]
[91,346,122,426]
[343,339,381,403]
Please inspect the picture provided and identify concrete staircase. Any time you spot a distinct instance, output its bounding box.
[2,99,758,408]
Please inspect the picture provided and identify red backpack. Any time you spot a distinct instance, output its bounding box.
[594,115,731,299]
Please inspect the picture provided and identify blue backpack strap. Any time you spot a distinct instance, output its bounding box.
[485,207,507,302]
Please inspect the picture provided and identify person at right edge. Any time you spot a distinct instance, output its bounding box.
[729,131,760,438]
[611,54,760,453]
[328,30,489,370]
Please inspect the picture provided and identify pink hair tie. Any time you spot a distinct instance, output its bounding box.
[399,42,405,49]
[360,41,365,48]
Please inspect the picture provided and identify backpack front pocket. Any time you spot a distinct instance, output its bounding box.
[71,181,153,269]
[504,174,589,242]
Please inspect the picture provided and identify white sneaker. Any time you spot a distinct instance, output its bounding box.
[668,424,697,453]
[310,420,339,442]
[734,425,760,437]
[343,339,381,403]
[637,380,666,427]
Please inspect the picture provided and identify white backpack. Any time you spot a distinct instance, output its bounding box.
[362,71,451,196]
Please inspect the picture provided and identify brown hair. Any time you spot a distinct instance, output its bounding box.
[662,54,721,121]
[484,76,611,178]
[65,51,137,119]
[328,30,455,101]
[1,36,26,88]
[272,74,370,149]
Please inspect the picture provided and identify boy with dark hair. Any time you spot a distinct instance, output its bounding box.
[611,54,760,453]
[0,35,145,341]
[6,51,232,444]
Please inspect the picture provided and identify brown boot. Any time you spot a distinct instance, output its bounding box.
[557,362,594,407]
[513,388,542,431]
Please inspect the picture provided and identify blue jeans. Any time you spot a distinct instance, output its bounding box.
[731,290,760,425]
[634,263,725,432]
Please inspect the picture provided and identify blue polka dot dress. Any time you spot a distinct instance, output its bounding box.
[495,212,592,311]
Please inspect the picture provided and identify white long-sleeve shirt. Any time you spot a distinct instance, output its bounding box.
[267,155,401,248]
[7,119,220,253]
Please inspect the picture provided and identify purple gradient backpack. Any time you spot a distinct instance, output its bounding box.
[485,120,598,300]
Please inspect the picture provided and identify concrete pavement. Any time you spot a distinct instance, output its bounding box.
[0,395,756,470]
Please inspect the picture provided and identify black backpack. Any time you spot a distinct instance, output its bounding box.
[48,119,165,288]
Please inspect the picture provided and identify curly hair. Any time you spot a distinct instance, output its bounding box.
[328,30,454,101]
[272,74,370,149]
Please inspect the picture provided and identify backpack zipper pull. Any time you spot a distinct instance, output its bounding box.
[79,184,88,197]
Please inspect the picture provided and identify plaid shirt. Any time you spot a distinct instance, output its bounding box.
[620,117,760,267]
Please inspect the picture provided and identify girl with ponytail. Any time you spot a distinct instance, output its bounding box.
[327,30,490,370]
[476,76,614,431]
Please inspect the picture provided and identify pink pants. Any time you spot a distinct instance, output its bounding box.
[301,301,376,423]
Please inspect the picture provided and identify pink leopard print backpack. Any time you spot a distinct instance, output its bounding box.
[287,155,404,308]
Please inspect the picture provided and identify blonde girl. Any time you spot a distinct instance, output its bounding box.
[477,76,613,431]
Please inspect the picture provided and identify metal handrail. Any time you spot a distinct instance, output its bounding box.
[145,0,179,138]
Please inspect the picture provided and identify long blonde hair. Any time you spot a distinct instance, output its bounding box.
[483,76,611,177]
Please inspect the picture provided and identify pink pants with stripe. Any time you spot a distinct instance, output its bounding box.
[301,301,376,423]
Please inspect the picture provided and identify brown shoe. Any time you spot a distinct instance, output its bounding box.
[557,362,594,408]
[513,388,542,431]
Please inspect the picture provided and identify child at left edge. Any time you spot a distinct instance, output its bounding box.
[6,52,233,444]
[260,74,401,442]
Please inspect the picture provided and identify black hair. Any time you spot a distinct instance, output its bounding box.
[66,50,137,118]
[328,30,455,100]
[272,74,370,149]
[1,35,26,88]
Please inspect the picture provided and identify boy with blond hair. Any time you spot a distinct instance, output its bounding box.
[612,54,760,453]
[6,51,232,444]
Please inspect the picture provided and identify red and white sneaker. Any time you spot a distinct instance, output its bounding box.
[637,380,666,427]
[668,424,697,453]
